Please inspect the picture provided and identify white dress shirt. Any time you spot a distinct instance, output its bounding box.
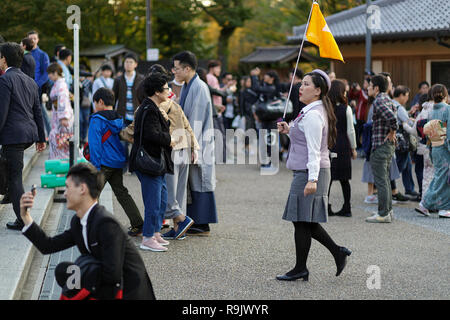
[296,100,325,181]
[80,202,98,253]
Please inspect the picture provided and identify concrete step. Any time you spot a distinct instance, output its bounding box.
[0,147,56,300]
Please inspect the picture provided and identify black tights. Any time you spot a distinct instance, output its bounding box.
[287,221,340,275]
[328,179,351,211]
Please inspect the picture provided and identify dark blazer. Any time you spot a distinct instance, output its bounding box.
[0,67,46,145]
[112,73,145,119]
[129,97,174,175]
[20,53,36,79]
[23,204,156,300]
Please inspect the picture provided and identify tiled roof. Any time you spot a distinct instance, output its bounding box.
[240,46,320,63]
[288,0,450,43]
[80,44,134,58]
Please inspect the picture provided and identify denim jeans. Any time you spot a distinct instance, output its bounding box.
[370,141,395,216]
[136,171,167,237]
[79,107,91,142]
[395,150,415,193]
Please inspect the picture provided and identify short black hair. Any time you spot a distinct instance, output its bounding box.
[291,68,304,80]
[123,52,138,63]
[172,51,197,70]
[207,59,221,70]
[147,63,167,76]
[221,72,232,80]
[93,87,115,107]
[21,38,34,51]
[143,72,171,97]
[380,71,391,78]
[0,42,24,68]
[66,163,104,200]
[393,85,410,98]
[59,48,72,61]
[100,64,113,72]
[27,30,38,37]
[371,74,388,93]
[418,81,429,89]
[54,44,65,56]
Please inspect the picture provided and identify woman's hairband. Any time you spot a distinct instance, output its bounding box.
[311,69,331,93]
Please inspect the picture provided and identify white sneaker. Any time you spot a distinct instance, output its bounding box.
[364,195,378,204]
[140,237,168,252]
[438,210,450,218]
[365,212,392,223]
[415,203,430,217]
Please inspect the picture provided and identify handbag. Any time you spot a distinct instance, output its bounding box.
[254,96,293,122]
[134,106,166,176]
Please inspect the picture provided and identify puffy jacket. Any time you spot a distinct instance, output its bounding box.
[88,110,126,170]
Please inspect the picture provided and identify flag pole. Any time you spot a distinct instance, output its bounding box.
[283,1,316,120]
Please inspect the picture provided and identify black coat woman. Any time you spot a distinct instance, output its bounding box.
[129,72,174,252]
[276,70,351,281]
[327,79,357,217]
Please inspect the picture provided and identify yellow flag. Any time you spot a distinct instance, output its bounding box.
[305,2,344,62]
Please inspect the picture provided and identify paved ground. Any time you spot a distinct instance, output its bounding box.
[113,157,449,300]
[22,155,449,300]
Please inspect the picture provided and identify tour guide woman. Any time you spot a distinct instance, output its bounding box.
[276,69,351,281]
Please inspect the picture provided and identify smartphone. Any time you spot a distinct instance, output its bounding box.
[31,184,37,195]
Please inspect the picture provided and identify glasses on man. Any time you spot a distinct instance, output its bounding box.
[172,66,184,72]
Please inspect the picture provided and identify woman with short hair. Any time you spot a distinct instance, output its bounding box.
[129,72,175,251]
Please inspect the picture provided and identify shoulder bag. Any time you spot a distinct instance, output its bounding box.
[134,106,166,176]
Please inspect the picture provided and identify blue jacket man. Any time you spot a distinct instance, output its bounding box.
[89,87,144,236]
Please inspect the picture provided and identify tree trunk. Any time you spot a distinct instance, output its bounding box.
[218,27,235,72]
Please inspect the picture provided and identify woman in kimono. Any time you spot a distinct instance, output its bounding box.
[47,63,74,159]
[415,84,450,218]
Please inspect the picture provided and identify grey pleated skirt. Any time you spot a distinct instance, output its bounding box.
[282,168,331,223]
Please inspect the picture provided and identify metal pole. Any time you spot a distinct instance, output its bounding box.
[146,0,152,60]
[73,23,80,163]
[365,0,372,74]
[283,1,315,120]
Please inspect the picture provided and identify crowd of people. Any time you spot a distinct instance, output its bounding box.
[0,29,449,298]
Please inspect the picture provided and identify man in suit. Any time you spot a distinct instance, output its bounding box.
[20,162,155,300]
[0,42,46,230]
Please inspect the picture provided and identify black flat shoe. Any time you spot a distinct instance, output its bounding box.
[6,219,25,231]
[335,247,352,276]
[276,270,309,281]
[336,208,352,217]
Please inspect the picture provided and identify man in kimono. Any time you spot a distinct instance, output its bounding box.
[172,51,218,236]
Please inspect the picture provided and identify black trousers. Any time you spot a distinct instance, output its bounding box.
[2,143,32,223]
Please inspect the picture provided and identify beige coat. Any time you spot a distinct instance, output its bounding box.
[159,99,200,151]
[120,99,199,152]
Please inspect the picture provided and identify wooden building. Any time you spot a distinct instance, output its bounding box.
[288,0,450,95]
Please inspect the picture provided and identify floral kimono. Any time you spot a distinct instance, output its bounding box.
[48,78,74,159]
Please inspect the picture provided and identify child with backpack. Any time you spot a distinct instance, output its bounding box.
[88,88,144,236]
